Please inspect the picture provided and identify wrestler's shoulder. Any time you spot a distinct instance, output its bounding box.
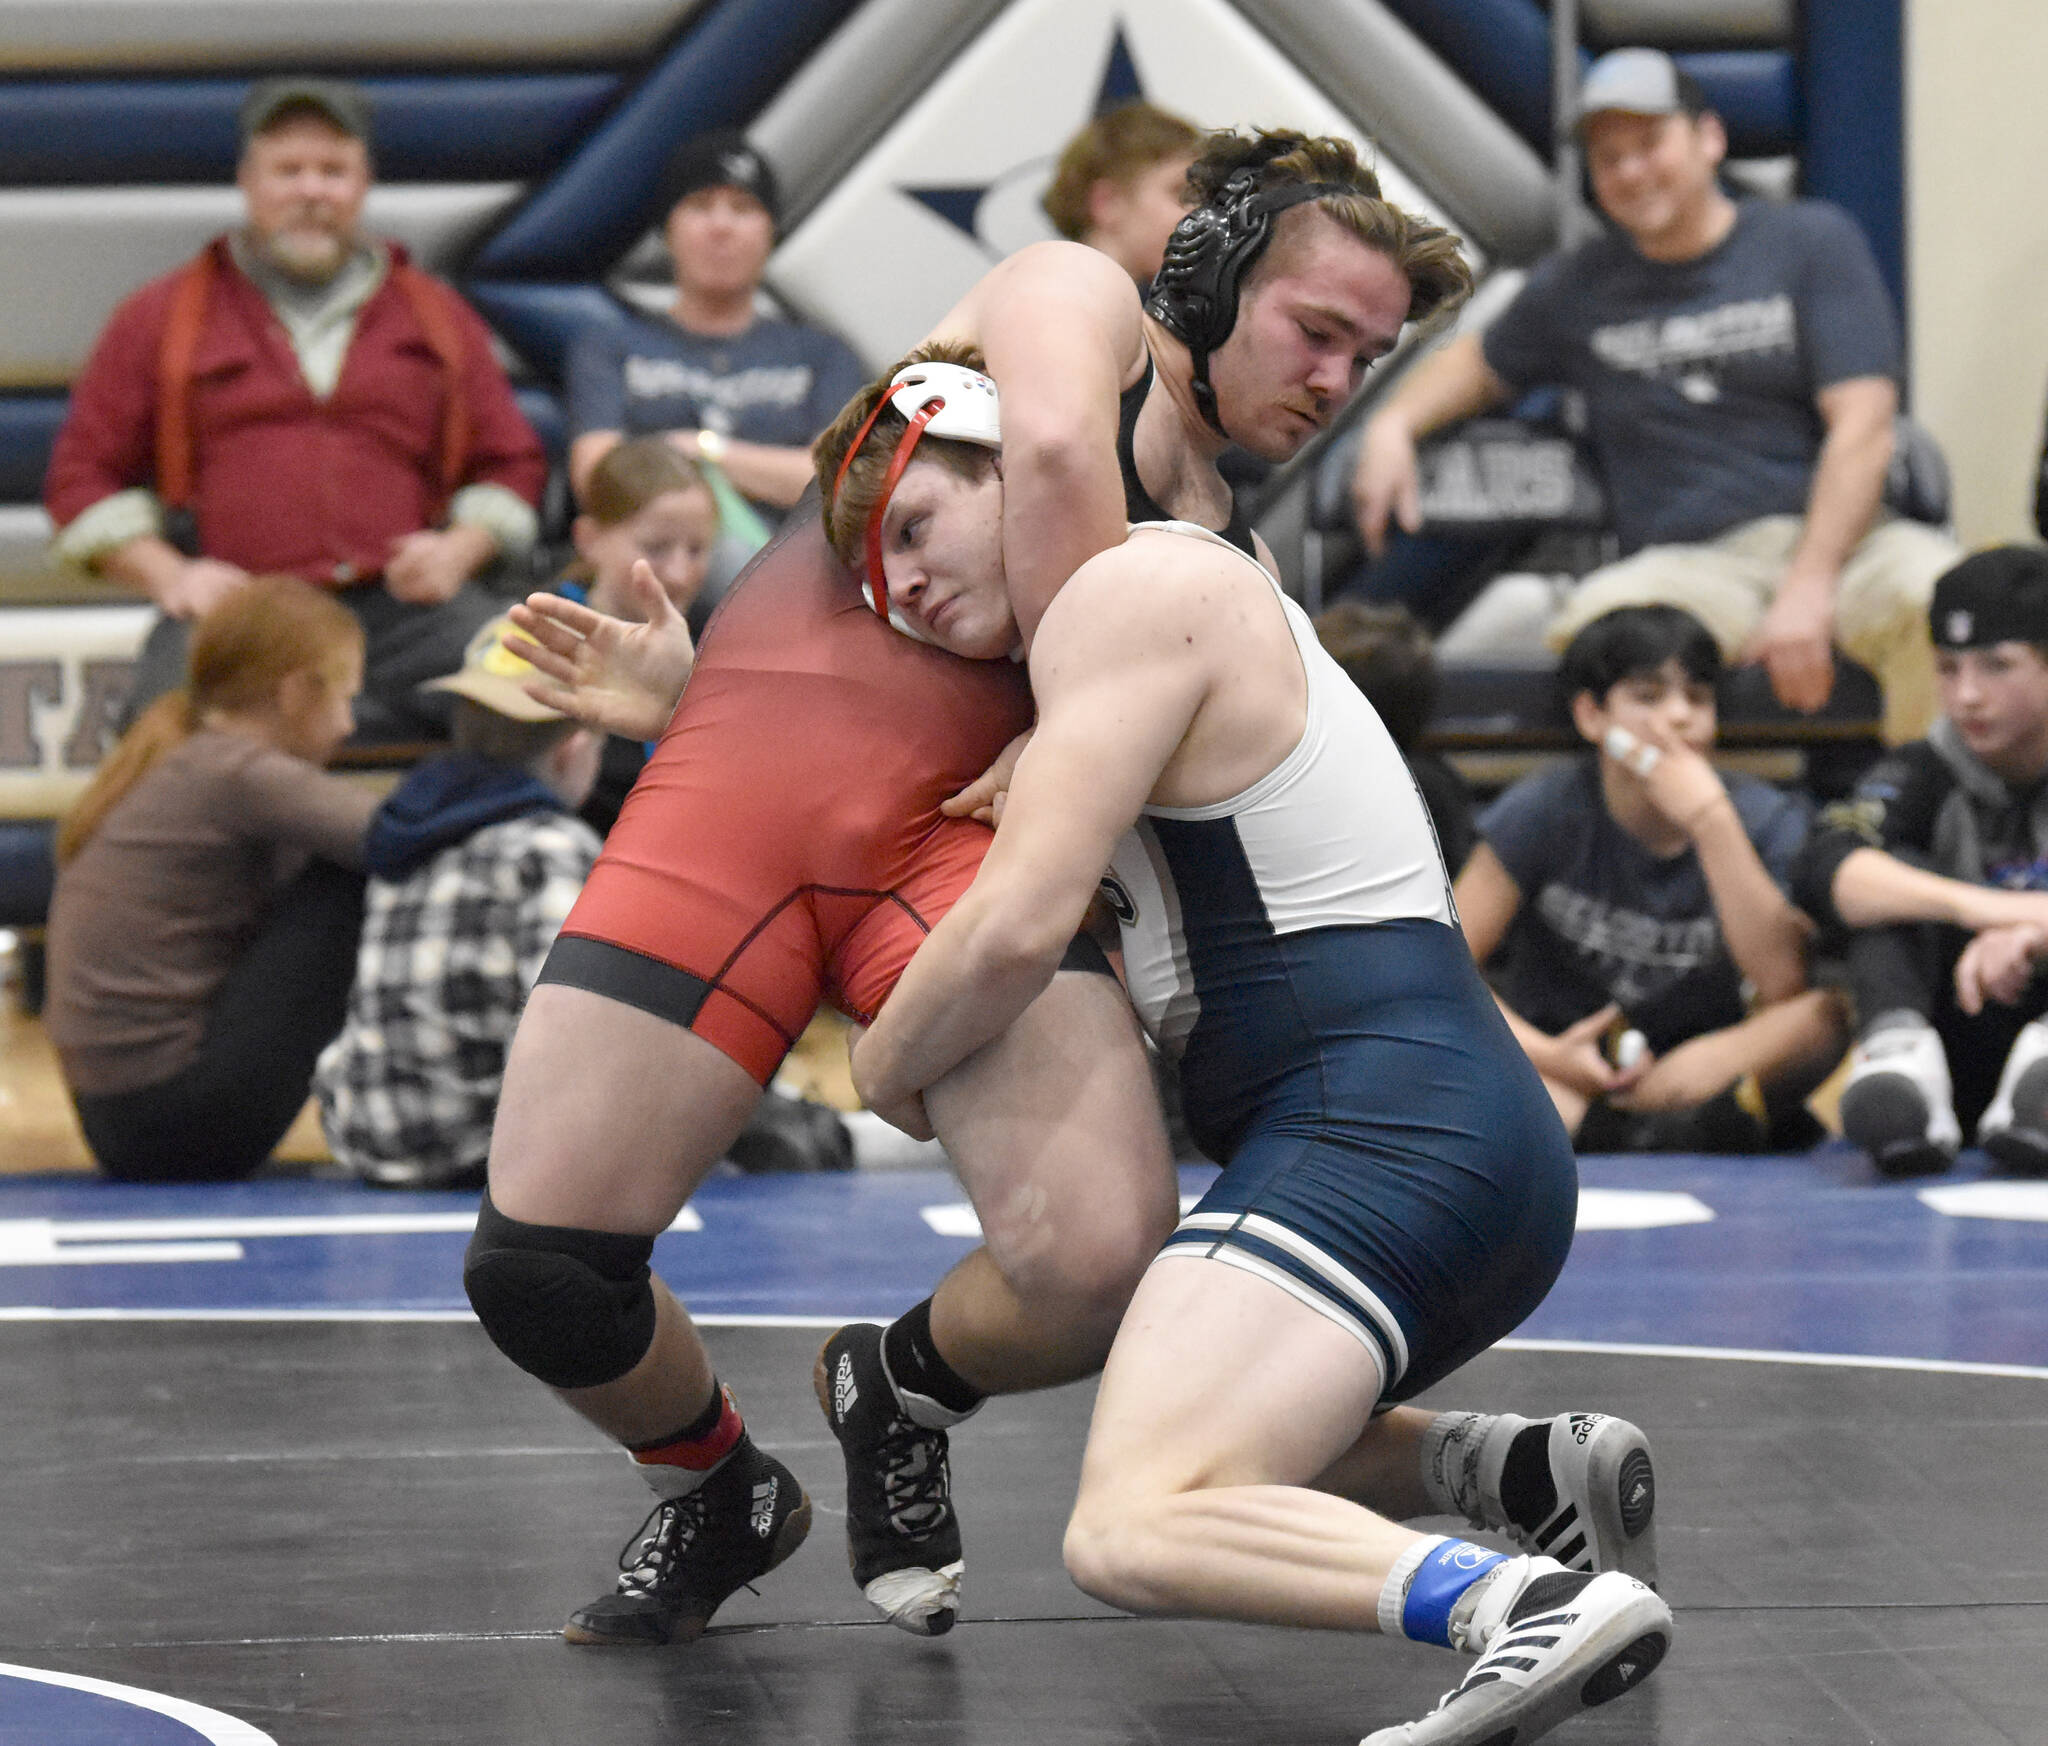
[713,519,851,617]
[1055,528,1254,622]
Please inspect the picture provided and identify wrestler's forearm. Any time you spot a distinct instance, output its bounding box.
[973,251,1134,648]
[856,891,1075,1108]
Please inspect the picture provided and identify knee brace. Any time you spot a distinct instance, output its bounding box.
[463,1193,659,1389]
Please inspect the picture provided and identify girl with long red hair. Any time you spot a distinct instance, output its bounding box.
[47,576,377,1180]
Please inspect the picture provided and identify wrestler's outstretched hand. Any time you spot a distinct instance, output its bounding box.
[506,559,694,742]
[943,728,1032,826]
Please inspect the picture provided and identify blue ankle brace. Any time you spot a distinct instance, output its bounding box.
[1401,1539,1508,1648]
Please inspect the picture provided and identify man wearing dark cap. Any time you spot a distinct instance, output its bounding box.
[564,128,865,527]
[1353,45,1955,746]
[47,78,546,738]
[1792,545,2048,1176]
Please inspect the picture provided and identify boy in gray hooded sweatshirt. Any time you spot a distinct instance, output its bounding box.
[1794,546,2048,1176]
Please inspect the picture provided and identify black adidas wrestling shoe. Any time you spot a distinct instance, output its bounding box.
[814,1322,964,1635]
[563,1436,811,1646]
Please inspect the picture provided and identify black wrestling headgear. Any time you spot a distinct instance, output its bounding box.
[1145,145,1348,437]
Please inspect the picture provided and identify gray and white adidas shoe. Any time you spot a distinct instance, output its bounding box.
[1839,1021,1961,1177]
[1361,1558,1672,1746]
[1473,1412,1659,1590]
[1977,1018,2048,1177]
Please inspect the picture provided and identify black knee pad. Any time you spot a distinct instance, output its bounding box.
[463,1193,659,1389]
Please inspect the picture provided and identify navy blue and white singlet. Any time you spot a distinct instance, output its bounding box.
[1101,523,1578,1401]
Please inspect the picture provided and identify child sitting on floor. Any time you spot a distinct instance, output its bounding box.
[315,618,602,1188]
[46,576,375,1180]
[1455,603,1845,1152]
[1793,546,2048,1176]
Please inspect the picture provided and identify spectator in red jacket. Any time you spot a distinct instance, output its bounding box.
[45,78,548,739]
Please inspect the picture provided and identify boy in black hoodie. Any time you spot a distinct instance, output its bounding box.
[1793,547,2048,1176]
[316,618,603,1188]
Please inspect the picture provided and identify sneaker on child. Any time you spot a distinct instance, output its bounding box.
[1977,1017,2048,1177]
[1838,1019,1961,1177]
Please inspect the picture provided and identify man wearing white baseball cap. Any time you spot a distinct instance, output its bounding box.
[1354,46,1954,746]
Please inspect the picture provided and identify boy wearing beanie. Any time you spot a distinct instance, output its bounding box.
[1793,546,2048,1174]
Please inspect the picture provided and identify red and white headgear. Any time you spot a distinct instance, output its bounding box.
[829,360,1001,640]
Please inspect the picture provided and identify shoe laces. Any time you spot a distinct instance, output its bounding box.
[875,1412,952,1538]
[615,1493,705,1597]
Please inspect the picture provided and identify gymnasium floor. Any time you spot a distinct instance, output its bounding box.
[2,1144,2045,1745]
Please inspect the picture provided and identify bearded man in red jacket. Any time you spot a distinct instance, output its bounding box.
[46,78,547,738]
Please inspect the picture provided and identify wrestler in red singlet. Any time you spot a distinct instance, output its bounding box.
[542,515,1031,1083]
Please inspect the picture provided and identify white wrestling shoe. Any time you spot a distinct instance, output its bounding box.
[1838,1021,1961,1178]
[1977,1019,2048,1177]
[1457,1412,1660,1590]
[1361,1557,1672,1746]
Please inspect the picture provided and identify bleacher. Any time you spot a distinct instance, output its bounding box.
[0,0,1905,933]
[1241,0,1911,798]
[1291,404,1953,798]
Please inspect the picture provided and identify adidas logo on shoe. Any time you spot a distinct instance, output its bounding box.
[1568,1412,1602,1445]
[561,1447,814,1647]
[834,1352,858,1420]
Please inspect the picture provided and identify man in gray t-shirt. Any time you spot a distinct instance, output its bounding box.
[1354,47,1954,746]
[565,131,865,530]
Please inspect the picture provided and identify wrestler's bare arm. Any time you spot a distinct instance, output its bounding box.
[852,549,1211,1109]
[929,242,1147,647]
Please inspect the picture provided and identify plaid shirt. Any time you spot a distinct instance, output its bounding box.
[315,811,599,1177]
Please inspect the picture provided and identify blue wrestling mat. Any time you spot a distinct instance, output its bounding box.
[2,1151,2044,1371]
[0,1665,273,1745]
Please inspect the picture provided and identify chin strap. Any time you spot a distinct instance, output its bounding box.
[861,401,945,623]
[1186,364,1230,438]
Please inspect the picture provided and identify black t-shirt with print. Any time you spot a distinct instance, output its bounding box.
[1482,198,1899,553]
[1479,755,1809,1052]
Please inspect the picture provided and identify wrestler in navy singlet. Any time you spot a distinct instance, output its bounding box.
[1117,361,1258,555]
[1102,523,1578,1402]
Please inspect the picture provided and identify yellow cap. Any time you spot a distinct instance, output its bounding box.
[420,614,563,722]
